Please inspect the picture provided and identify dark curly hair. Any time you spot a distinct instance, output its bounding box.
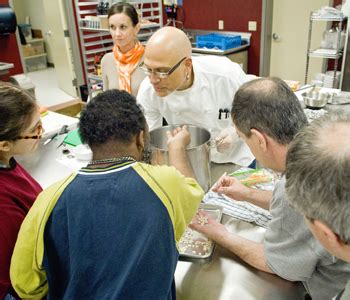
[0,82,37,141]
[79,89,146,147]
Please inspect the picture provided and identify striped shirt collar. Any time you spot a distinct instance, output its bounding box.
[78,159,137,175]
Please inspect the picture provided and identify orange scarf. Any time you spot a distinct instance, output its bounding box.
[113,41,145,93]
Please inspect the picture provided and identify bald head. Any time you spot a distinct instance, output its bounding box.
[146,27,192,63]
[287,111,350,173]
[142,27,194,97]
[242,77,277,94]
[317,122,350,159]
[231,77,308,145]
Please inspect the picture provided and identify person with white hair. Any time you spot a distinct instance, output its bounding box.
[285,111,350,299]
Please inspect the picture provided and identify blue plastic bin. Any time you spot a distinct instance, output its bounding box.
[196,33,241,50]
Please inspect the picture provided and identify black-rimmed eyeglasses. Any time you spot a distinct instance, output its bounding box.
[16,123,44,140]
[139,57,187,79]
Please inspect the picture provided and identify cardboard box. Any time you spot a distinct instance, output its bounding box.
[99,15,109,29]
[32,29,43,38]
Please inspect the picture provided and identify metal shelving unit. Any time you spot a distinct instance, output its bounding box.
[305,12,347,88]
[74,0,163,99]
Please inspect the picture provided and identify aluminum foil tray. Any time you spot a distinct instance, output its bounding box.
[178,203,223,261]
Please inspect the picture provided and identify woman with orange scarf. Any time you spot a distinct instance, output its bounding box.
[101,2,146,97]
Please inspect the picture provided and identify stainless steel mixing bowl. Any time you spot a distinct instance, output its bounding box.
[302,91,332,109]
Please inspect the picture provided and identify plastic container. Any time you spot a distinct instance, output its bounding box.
[31,39,45,55]
[25,54,47,72]
[22,39,45,57]
[196,33,241,50]
[22,44,36,57]
[18,24,33,42]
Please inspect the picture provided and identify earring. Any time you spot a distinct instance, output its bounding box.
[186,73,190,80]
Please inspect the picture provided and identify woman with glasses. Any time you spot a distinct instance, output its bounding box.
[101,2,146,97]
[0,82,43,300]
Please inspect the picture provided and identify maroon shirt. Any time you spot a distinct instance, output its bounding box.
[0,158,42,298]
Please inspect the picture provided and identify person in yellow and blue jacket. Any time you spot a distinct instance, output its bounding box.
[10,89,204,299]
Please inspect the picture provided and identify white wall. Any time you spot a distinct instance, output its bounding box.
[12,0,54,63]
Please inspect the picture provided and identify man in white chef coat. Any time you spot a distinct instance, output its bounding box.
[137,26,254,166]
[285,112,350,300]
[190,77,350,299]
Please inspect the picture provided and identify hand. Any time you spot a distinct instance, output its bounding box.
[166,125,190,149]
[215,127,238,153]
[212,174,251,201]
[189,211,227,240]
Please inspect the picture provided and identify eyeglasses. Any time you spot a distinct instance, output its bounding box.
[139,57,187,79]
[17,123,44,140]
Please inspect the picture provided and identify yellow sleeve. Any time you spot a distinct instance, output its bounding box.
[10,173,76,299]
[133,163,204,242]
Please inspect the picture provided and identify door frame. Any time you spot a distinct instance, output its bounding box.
[9,0,27,73]
[259,0,273,77]
[10,0,85,97]
[260,0,335,78]
[63,0,85,90]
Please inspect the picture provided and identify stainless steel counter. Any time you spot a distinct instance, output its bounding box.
[17,137,306,299]
[176,162,306,300]
[16,135,73,188]
[175,216,306,299]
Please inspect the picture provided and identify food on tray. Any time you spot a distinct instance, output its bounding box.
[239,173,272,187]
[178,204,222,259]
[228,168,275,189]
[178,230,213,257]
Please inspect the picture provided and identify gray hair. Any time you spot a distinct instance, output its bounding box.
[231,77,308,144]
[285,111,350,243]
